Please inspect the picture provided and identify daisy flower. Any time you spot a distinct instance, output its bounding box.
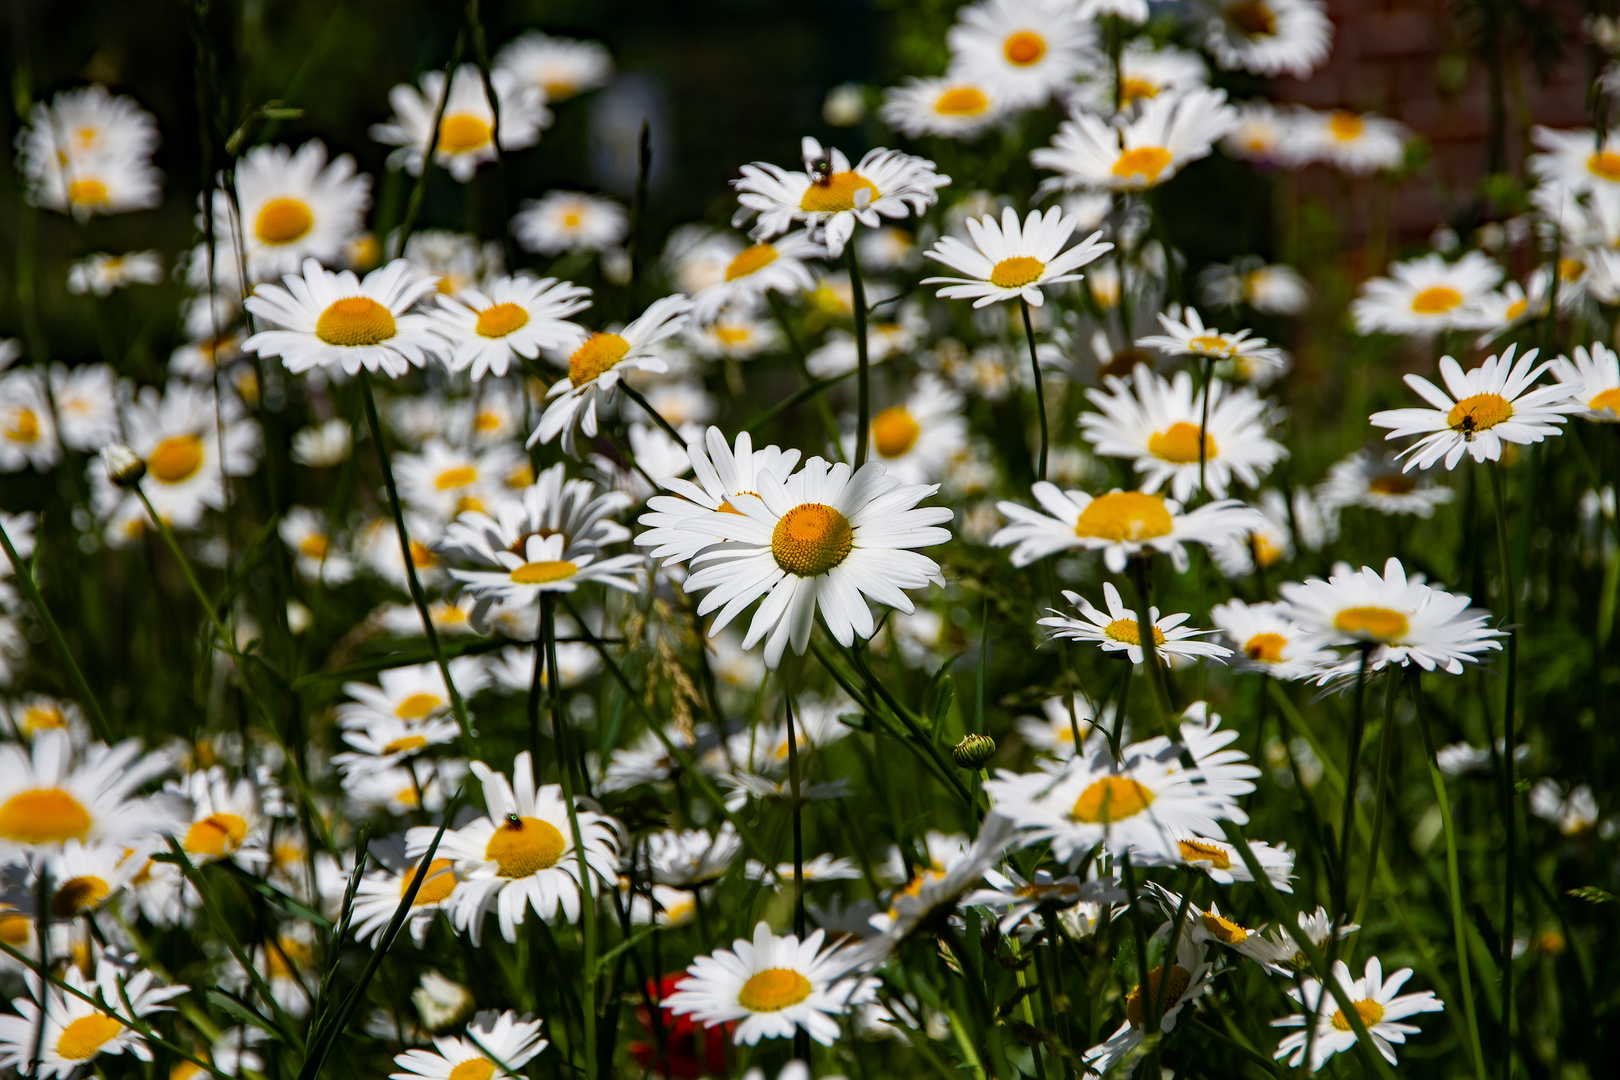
[351,840,461,947]
[17,88,163,221]
[495,31,613,101]
[429,275,592,380]
[1316,448,1456,517]
[1368,344,1575,470]
[66,251,164,296]
[355,513,449,589]
[371,65,549,182]
[637,427,802,565]
[417,752,619,944]
[878,77,1009,140]
[1153,831,1295,890]
[685,311,783,361]
[20,84,158,162]
[37,839,145,917]
[337,658,490,730]
[403,230,504,299]
[1080,363,1284,502]
[840,374,968,484]
[332,716,460,781]
[0,730,176,860]
[690,231,823,323]
[395,440,529,521]
[0,964,186,1080]
[1273,956,1444,1070]
[1210,599,1336,680]
[446,529,642,624]
[170,765,276,867]
[1350,251,1502,336]
[733,136,949,259]
[646,824,743,887]
[1205,487,1327,578]
[1203,0,1333,79]
[1200,259,1310,315]
[1031,87,1238,194]
[0,693,87,742]
[391,1010,548,1080]
[1016,691,1113,759]
[0,366,60,472]
[947,0,1097,107]
[964,866,1118,936]
[278,506,355,585]
[1299,108,1408,174]
[804,301,929,377]
[665,921,875,1046]
[921,205,1111,308]
[1528,124,1620,200]
[512,191,629,256]
[1279,557,1504,677]
[1082,932,1212,1075]
[530,295,692,454]
[677,456,953,669]
[1038,583,1232,666]
[1078,41,1209,114]
[49,363,122,452]
[1136,307,1287,371]
[213,141,370,282]
[992,482,1265,572]
[1551,342,1620,421]
[244,258,444,378]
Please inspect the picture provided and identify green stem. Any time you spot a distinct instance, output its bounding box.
[1353,672,1398,927]
[846,243,872,466]
[1127,556,1172,729]
[618,381,686,445]
[1336,646,1372,918]
[1487,459,1517,1080]
[1019,296,1048,481]
[396,32,466,254]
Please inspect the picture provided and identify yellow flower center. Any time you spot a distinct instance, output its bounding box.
[52,875,111,917]
[1368,472,1418,495]
[1559,257,1587,283]
[184,812,249,857]
[1329,112,1364,141]
[1199,910,1248,944]
[989,255,1045,289]
[315,297,397,347]
[149,435,205,484]
[1590,387,1620,414]
[1244,632,1288,662]
[1588,150,1620,181]
[1334,606,1409,642]
[872,405,921,458]
[1178,838,1233,870]
[1125,965,1192,1028]
[1447,392,1512,434]
[1111,146,1173,184]
[299,534,330,560]
[771,503,855,576]
[6,408,39,443]
[737,968,813,1012]
[402,857,458,905]
[1227,0,1278,36]
[438,114,492,154]
[1071,776,1156,823]
[447,1059,497,1080]
[726,243,780,281]
[395,693,444,720]
[714,325,751,344]
[56,1014,125,1060]
[254,198,315,245]
[562,211,583,228]
[1104,618,1166,647]
[799,172,879,213]
[717,491,758,515]
[68,179,109,207]
[510,560,579,584]
[1004,30,1046,65]
[1504,298,1527,320]
[1188,334,1230,355]
[1331,998,1386,1032]
[568,332,631,387]
[0,914,31,946]
[1013,882,1070,900]
[22,705,66,734]
[1119,77,1160,105]
[475,410,502,432]
[382,735,429,755]
[476,302,531,339]
[934,87,990,116]
[1409,285,1463,314]
[265,935,312,978]
[435,465,478,490]
[485,816,567,878]
[409,540,438,568]
[1073,491,1173,542]
[0,788,93,844]
[1147,422,1217,464]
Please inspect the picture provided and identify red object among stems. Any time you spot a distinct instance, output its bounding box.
[628,974,733,1078]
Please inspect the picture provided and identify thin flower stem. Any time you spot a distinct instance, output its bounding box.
[618,380,687,445]
[1127,555,1173,731]
[1335,645,1372,918]
[1117,854,1153,1028]
[1020,296,1048,481]
[847,242,872,466]
[396,32,466,254]
[1486,458,1518,1080]
[785,688,810,1063]
[1353,672,1399,927]
[358,370,474,741]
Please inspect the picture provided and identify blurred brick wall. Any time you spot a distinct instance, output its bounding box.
[1272,0,1595,238]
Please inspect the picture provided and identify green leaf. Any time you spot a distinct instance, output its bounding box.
[1567,886,1617,905]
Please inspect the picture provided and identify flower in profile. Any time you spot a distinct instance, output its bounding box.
[1039,583,1231,666]
[1350,252,1502,336]
[965,865,1121,936]
[1280,557,1504,678]
[1315,449,1456,518]
[1272,956,1444,1070]
[0,964,186,1079]
[213,141,371,282]
[0,366,60,473]
[922,206,1111,308]
[390,1010,548,1080]
[1203,0,1333,79]
[947,0,1097,107]
[350,837,461,947]
[1298,108,1408,174]
[429,275,592,380]
[371,65,549,182]
[1528,124,1620,201]
[878,77,1008,140]
[513,191,629,256]
[1369,344,1575,470]
[689,231,823,324]
[733,136,949,258]
[676,456,953,668]
[1016,692,1113,759]
[530,295,692,455]
[244,258,444,378]
[494,32,614,102]
[1082,928,1213,1073]
[665,921,875,1045]
[1210,599,1335,680]
[992,482,1264,572]
[66,251,164,296]
[1031,87,1237,194]
[1200,259,1310,316]
[1136,307,1287,371]
[1551,342,1620,422]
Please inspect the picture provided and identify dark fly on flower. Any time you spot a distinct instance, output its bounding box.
[805,151,834,186]
[506,813,523,828]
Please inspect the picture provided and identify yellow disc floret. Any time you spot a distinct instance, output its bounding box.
[737,968,813,1012]
[254,198,315,245]
[402,858,459,905]
[485,816,567,878]
[1071,776,1155,823]
[0,788,93,845]
[510,560,579,585]
[1073,491,1173,542]
[1147,422,1217,464]
[1409,285,1463,315]
[438,114,492,154]
[56,1014,125,1060]
[872,406,921,458]
[1447,392,1512,434]
[316,297,397,347]
[726,243,779,281]
[1331,999,1386,1032]
[934,87,990,116]
[989,256,1045,289]
[1333,606,1409,642]
[771,503,855,576]
[476,302,531,339]
[800,172,879,213]
[148,435,205,484]
[569,332,631,387]
[1112,147,1173,184]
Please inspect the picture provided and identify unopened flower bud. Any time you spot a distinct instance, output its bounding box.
[953,733,996,770]
[102,444,146,488]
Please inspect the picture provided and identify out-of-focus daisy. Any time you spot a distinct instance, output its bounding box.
[291,418,352,467]
[0,367,59,473]
[36,839,143,917]
[394,440,528,521]
[922,205,1111,308]
[1273,956,1444,1070]
[355,513,449,589]
[0,964,185,1079]
[1528,124,1620,200]
[690,231,822,324]
[841,374,967,484]
[1210,599,1335,680]
[495,32,614,101]
[677,456,953,669]
[531,295,692,454]
[244,258,443,378]
[67,251,163,296]
[666,921,874,1046]
[857,225,919,271]
[1552,342,1620,421]
[1350,252,1502,336]
[1016,691,1112,759]
[391,1010,548,1080]
[513,191,629,256]
[804,301,929,377]
[733,136,949,259]
[486,640,599,694]
[879,77,1008,140]
[1204,0,1333,79]
[1221,100,1301,165]
[403,230,504,298]
[992,482,1264,571]
[20,84,158,163]
[1083,933,1212,1074]
[332,717,460,781]
[1280,557,1504,678]
[1369,345,1575,470]
[1299,108,1407,174]
[215,141,370,281]
[965,866,1119,937]
[1032,87,1237,194]
[647,824,743,888]
[17,87,163,220]
[278,506,355,585]
[1528,780,1600,837]
[1039,583,1231,666]
[1316,449,1455,517]
[1077,41,1208,114]
[50,363,122,453]
[351,840,460,947]
[337,658,489,730]
[0,693,87,742]
[1206,487,1327,578]
[371,65,549,182]
[637,427,802,565]
[1081,363,1283,501]
[171,765,275,867]
[685,311,783,361]
[430,275,592,380]
[1200,259,1310,315]
[948,0,1096,107]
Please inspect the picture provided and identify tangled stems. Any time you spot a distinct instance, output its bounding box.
[1487,459,1518,1080]
[847,243,872,466]
[1019,297,1048,482]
